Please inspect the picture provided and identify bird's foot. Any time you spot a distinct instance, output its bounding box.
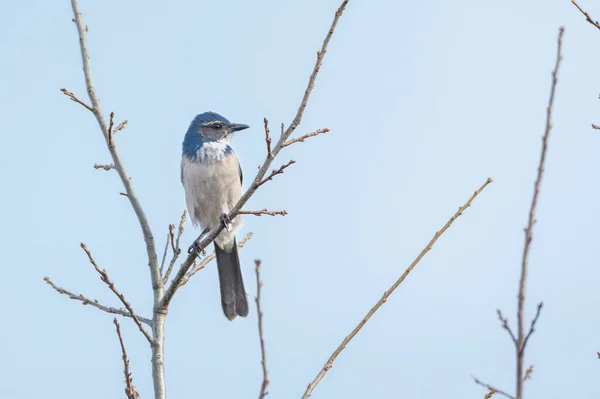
[187,228,209,255]
[188,240,207,255]
[220,213,232,232]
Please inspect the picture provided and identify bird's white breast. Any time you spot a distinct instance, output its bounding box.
[181,154,243,249]
[196,141,230,163]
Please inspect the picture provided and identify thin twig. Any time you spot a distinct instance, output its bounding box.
[497,309,517,345]
[473,376,515,399]
[160,0,351,311]
[108,111,115,145]
[114,120,128,134]
[163,210,187,284]
[514,27,563,399]
[572,0,600,30]
[256,160,296,189]
[113,318,141,399]
[179,232,253,287]
[60,87,93,111]
[282,128,330,147]
[301,177,493,399]
[255,259,270,399]
[239,209,288,217]
[94,163,115,171]
[44,277,152,325]
[264,118,273,159]
[159,232,171,276]
[168,224,176,253]
[81,243,153,344]
[522,302,543,351]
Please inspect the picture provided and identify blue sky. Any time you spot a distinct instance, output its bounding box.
[1,0,600,398]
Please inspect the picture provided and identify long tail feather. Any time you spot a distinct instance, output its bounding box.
[214,238,248,320]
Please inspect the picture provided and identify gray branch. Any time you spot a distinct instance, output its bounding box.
[514,27,562,399]
[301,178,493,399]
[69,1,165,397]
[44,277,152,325]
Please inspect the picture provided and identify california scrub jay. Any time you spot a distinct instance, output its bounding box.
[181,112,249,320]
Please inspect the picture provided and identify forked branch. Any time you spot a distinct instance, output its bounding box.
[44,277,152,325]
[478,27,564,399]
[514,27,563,399]
[81,243,153,344]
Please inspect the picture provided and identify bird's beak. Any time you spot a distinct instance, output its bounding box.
[228,123,250,132]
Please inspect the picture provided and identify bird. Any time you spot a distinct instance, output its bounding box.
[181,111,250,320]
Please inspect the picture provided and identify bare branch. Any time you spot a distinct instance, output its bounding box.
[160,0,351,311]
[168,224,176,253]
[301,177,493,399]
[264,118,273,159]
[68,0,162,297]
[515,27,563,399]
[94,163,115,171]
[108,111,115,146]
[473,376,515,399]
[113,318,141,399]
[281,128,330,148]
[80,243,153,344]
[497,309,517,345]
[572,0,600,30]
[60,87,93,111]
[521,302,543,353]
[255,259,270,399]
[179,232,253,287]
[163,210,187,284]
[44,277,152,325]
[239,209,288,217]
[67,0,169,396]
[256,160,296,189]
[114,120,128,134]
[159,233,171,276]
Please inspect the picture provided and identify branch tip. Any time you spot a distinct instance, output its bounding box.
[60,87,93,111]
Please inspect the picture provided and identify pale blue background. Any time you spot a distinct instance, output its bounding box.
[1,0,599,398]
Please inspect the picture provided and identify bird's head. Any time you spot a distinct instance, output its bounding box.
[184,112,249,143]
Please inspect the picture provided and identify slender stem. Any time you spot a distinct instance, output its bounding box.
[514,27,563,399]
[113,318,141,399]
[571,0,600,31]
[255,260,270,399]
[44,276,152,325]
[301,178,493,399]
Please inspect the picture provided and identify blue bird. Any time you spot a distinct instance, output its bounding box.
[181,111,250,320]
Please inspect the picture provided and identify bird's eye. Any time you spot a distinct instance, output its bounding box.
[213,123,223,129]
